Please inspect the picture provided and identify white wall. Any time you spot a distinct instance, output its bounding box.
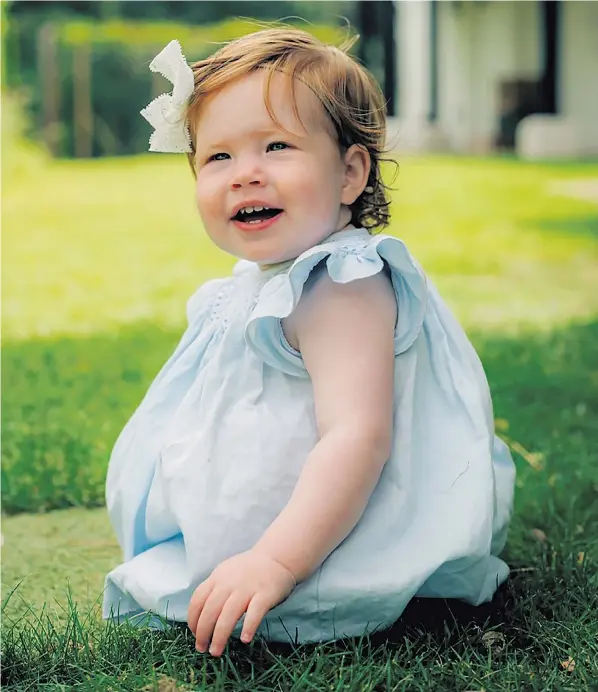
[437,0,541,152]
[392,0,597,156]
[436,0,469,151]
[394,0,431,149]
[560,1,598,154]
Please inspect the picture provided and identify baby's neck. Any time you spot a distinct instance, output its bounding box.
[258,223,356,273]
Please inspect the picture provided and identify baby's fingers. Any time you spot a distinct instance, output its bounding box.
[208,592,252,657]
[187,580,212,635]
[240,595,273,645]
[194,588,231,653]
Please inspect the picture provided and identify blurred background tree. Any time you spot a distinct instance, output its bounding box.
[3,0,396,159]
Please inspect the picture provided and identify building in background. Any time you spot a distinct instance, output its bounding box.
[5,0,596,160]
[390,0,598,158]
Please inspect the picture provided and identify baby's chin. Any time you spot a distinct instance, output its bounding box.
[203,232,288,266]
[246,252,297,269]
[235,243,308,268]
[209,224,340,267]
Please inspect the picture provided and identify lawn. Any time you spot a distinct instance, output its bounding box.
[2,141,598,690]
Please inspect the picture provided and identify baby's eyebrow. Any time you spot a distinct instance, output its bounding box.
[199,126,304,152]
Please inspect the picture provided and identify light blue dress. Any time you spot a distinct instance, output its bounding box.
[103,227,515,643]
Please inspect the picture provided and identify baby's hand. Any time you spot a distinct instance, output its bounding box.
[187,549,296,656]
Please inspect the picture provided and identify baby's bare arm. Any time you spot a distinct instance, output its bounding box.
[253,271,397,583]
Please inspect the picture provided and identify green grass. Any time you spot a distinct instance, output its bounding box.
[2,143,598,689]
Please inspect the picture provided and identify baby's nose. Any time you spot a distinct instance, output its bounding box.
[232,177,263,189]
[231,158,266,189]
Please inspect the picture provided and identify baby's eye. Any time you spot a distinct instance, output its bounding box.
[208,152,230,162]
[267,142,289,152]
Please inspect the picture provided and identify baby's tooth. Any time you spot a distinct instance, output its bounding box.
[253,206,263,212]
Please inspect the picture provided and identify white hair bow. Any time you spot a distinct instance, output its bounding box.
[140,40,194,153]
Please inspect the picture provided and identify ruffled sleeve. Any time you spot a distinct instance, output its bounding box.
[245,231,427,376]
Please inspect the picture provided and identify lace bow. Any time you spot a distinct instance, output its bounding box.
[140,40,194,153]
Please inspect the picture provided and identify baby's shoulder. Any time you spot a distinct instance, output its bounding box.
[284,257,397,351]
[245,229,429,374]
[283,228,427,309]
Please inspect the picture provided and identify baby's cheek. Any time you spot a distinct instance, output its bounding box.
[305,183,343,226]
[195,180,221,219]
[306,168,340,207]
[196,192,213,218]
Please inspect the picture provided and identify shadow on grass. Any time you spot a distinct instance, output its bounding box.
[1,324,182,513]
[3,546,597,691]
[529,215,598,239]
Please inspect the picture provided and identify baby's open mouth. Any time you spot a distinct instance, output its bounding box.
[232,206,283,224]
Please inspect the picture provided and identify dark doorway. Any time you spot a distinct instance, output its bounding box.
[496,0,560,149]
[357,0,396,116]
[540,0,559,114]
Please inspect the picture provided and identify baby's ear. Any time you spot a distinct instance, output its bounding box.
[341,144,371,206]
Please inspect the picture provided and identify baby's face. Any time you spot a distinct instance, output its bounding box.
[193,70,352,265]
